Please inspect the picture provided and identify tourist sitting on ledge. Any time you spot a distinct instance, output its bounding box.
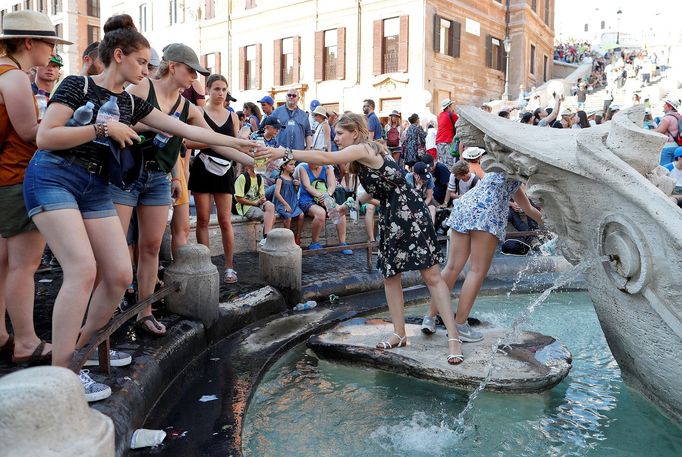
[234,164,276,248]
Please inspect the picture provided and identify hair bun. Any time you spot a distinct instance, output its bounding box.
[103,14,137,34]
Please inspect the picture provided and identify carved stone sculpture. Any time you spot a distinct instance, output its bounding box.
[456,104,682,424]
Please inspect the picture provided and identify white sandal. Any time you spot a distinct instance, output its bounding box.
[447,338,464,365]
[376,332,407,349]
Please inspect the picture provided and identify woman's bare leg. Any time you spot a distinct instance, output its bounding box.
[213,193,235,270]
[455,231,498,324]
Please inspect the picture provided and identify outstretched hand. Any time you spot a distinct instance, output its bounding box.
[234,138,266,155]
[255,147,286,165]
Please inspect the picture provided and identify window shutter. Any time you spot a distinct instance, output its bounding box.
[433,14,440,52]
[499,46,505,72]
[215,52,221,74]
[239,46,245,91]
[398,15,409,72]
[200,54,207,68]
[293,35,301,83]
[373,19,382,76]
[273,39,282,86]
[314,31,324,82]
[337,27,346,79]
[451,21,461,58]
[256,44,262,89]
[485,35,492,68]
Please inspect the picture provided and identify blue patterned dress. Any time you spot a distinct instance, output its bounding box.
[446,172,522,241]
[358,156,443,277]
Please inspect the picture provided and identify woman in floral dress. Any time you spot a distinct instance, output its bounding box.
[403,113,426,167]
[259,113,465,364]
[421,172,543,342]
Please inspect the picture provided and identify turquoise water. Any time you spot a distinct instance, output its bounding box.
[242,292,682,456]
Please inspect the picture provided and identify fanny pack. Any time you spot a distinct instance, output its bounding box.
[198,152,232,176]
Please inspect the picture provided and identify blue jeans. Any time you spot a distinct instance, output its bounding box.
[109,169,171,207]
[23,150,117,219]
[660,144,680,166]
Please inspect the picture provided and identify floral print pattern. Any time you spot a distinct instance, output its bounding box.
[403,124,426,164]
[359,156,443,277]
[446,172,522,241]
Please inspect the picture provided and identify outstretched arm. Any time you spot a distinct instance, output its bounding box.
[512,186,543,226]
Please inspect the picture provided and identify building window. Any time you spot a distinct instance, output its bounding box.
[485,35,505,72]
[23,1,31,10]
[139,3,148,32]
[245,45,258,90]
[601,20,605,30]
[382,17,400,73]
[530,44,536,75]
[434,15,461,58]
[584,23,588,32]
[281,37,294,85]
[531,0,537,12]
[87,0,99,17]
[169,0,184,25]
[52,0,62,14]
[203,52,219,75]
[204,0,215,19]
[87,24,99,44]
[543,55,548,81]
[37,0,46,13]
[245,0,256,9]
[12,3,20,11]
[544,0,550,25]
[323,30,337,81]
[55,23,62,38]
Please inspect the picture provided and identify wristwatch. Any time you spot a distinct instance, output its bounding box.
[283,147,294,162]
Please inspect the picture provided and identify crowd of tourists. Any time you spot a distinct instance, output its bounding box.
[1,10,680,405]
[553,40,592,64]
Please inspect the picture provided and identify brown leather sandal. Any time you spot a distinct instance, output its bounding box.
[0,334,14,360]
[135,315,166,337]
[12,340,52,365]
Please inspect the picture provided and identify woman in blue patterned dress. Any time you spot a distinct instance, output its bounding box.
[421,171,543,341]
[259,113,466,365]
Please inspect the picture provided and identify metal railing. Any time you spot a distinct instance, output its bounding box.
[68,282,180,374]
[302,241,376,271]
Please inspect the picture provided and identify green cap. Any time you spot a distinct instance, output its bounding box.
[161,43,209,76]
[49,54,63,67]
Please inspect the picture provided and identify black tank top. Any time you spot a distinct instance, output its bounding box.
[201,109,234,158]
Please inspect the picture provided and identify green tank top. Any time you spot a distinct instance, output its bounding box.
[144,80,191,173]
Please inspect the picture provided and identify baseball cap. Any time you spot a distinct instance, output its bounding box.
[413,162,432,180]
[162,43,210,76]
[149,48,161,67]
[263,117,285,129]
[310,99,321,111]
[674,147,682,159]
[420,154,434,166]
[258,95,274,105]
[226,92,237,102]
[49,54,63,67]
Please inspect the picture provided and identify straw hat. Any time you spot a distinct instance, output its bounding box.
[0,11,72,44]
[462,147,485,160]
[312,105,327,118]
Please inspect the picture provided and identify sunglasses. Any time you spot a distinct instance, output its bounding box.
[36,39,56,50]
[286,94,298,98]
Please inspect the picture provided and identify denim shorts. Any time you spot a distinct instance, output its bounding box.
[23,150,117,220]
[110,169,172,207]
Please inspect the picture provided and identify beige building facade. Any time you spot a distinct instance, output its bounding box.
[99,0,554,119]
[0,0,101,76]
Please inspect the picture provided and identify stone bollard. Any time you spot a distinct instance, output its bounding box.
[0,366,115,457]
[259,228,302,306]
[164,243,220,327]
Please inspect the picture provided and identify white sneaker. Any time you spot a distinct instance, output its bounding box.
[421,315,436,335]
[79,370,111,402]
[84,349,132,367]
[456,322,483,342]
[224,268,238,284]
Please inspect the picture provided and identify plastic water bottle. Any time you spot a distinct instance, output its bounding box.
[345,197,358,224]
[35,89,48,120]
[93,95,120,145]
[293,300,317,311]
[66,101,95,126]
[323,195,342,225]
[153,112,180,148]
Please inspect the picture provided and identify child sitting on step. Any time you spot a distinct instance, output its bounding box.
[273,159,305,245]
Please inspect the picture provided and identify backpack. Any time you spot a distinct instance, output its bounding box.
[666,114,682,146]
[386,126,400,147]
[232,172,263,215]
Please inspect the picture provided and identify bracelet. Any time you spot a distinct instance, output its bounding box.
[171,178,181,182]
[283,147,294,162]
[94,122,109,140]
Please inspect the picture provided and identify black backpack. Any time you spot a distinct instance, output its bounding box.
[232,172,263,215]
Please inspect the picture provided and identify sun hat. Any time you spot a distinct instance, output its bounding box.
[441,98,453,110]
[413,162,432,180]
[312,106,327,118]
[609,104,621,111]
[258,95,274,105]
[162,43,209,76]
[663,98,680,111]
[462,147,485,160]
[0,10,72,45]
[389,110,401,117]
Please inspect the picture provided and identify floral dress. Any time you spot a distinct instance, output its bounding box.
[358,156,443,277]
[446,172,522,241]
[403,123,426,165]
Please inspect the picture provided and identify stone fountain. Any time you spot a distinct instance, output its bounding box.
[455,104,682,425]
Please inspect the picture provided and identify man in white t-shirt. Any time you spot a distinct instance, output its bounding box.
[441,160,479,207]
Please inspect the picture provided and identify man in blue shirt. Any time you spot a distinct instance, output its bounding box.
[363,98,383,141]
[271,89,312,150]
